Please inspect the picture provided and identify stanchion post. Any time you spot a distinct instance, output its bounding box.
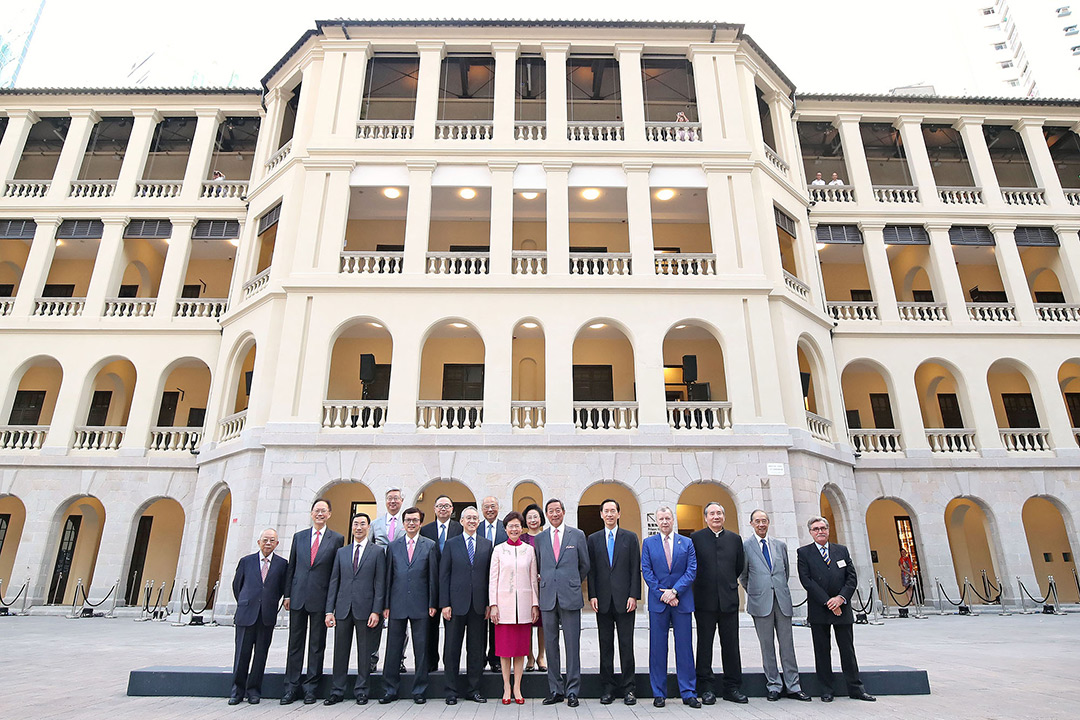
[21,578,30,616]
[173,581,189,626]
[207,580,220,626]
[877,573,889,618]
[105,579,119,618]
[1016,576,1030,614]
[912,578,926,619]
[996,576,1010,616]
[70,578,84,619]
[1049,576,1062,615]
[933,576,943,615]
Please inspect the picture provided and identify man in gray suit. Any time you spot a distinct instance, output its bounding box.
[738,509,811,702]
[534,498,590,707]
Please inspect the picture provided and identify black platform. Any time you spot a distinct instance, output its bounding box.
[128,666,930,698]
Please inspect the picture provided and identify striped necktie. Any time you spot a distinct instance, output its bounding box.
[819,544,830,565]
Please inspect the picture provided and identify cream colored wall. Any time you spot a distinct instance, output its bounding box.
[676,483,738,535]
[321,483,377,537]
[414,480,476,522]
[233,346,256,413]
[512,337,545,401]
[914,363,960,427]
[418,337,485,400]
[865,498,910,591]
[945,499,998,600]
[160,365,211,426]
[1022,497,1078,602]
[54,496,106,605]
[120,239,167,296]
[821,262,871,301]
[662,338,727,401]
[887,245,934,300]
[327,336,393,400]
[512,220,547,251]
[573,335,635,401]
[15,365,62,424]
[956,260,1005,299]
[0,495,26,587]
[428,220,491,251]
[1020,247,1066,298]
[182,258,235,298]
[652,222,711,253]
[0,240,31,287]
[842,367,890,428]
[91,360,137,426]
[137,498,185,590]
[569,221,629,252]
[513,481,543,514]
[344,219,407,252]
[44,258,96,295]
[986,367,1035,428]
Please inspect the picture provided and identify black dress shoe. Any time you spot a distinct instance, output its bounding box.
[820,693,834,702]
[399,662,407,673]
[700,691,716,705]
[653,697,666,708]
[446,697,457,705]
[468,693,486,703]
[489,663,500,673]
[567,694,579,707]
[600,694,614,705]
[247,697,260,704]
[850,691,876,702]
[356,695,368,705]
[542,693,564,705]
[682,697,701,709]
[723,690,748,704]
[414,696,427,704]
[227,697,241,705]
[279,691,297,705]
[323,696,342,706]
[624,692,636,706]
[767,690,781,701]
[303,695,317,705]
[785,690,812,702]
[379,695,398,704]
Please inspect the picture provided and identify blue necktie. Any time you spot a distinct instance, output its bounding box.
[820,544,830,565]
[761,538,772,571]
[467,535,475,564]
[607,530,615,565]
[439,524,446,551]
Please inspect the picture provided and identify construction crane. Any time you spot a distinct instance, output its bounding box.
[0,0,46,88]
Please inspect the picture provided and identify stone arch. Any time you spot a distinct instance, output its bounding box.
[413,479,477,524]
[841,358,900,431]
[819,482,853,545]
[914,357,974,430]
[512,480,543,514]
[986,357,1047,431]
[418,320,485,429]
[944,495,1004,602]
[0,494,27,589]
[676,481,738,535]
[1057,359,1080,427]
[662,319,728,403]
[44,495,107,605]
[865,496,926,600]
[316,480,378,537]
[1022,495,1079,602]
[1,354,64,427]
[577,481,643,540]
[78,356,138,427]
[120,259,153,296]
[512,318,545,421]
[194,482,232,593]
[152,357,212,432]
[325,316,394,405]
[121,496,185,606]
[220,334,257,419]
[573,319,637,426]
[797,333,831,419]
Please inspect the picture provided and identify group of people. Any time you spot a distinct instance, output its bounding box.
[811,171,846,185]
[229,491,877,707]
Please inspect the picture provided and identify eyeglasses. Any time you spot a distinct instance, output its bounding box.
[810,526,829,533]
[435,503,453,510]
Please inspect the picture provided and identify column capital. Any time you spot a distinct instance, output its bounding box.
[701,162,734,174]
[169,215,198,229]
[406,161,437,173]
[687,43,735,59]
[31,215,63,228]
[1053,223,1080,235]
[1013,117,1045,132]
[416,41,446,57]
[832,113,862,127]
[924,221,953,233]
[540,42,570,58]
[857,220,887,232]
[952,116,985,131]
[622,161,653,173]
[68,109,101,123]
[301,158,355,172]
[101,217,130,228]
[543,160,572,172]
[893,114,925,128]
[487,160,518,172]
[988,222,1017,234]
[491,42,520,55]
[613,43,644,59]
[194,108,226,122]
[264,87,284,105]
[2,108,39,123]
[131,108,162,123]
[322,40,372,56]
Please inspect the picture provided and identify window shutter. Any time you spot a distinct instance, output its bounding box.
[949,226,995,246]
[56,219,104,239]
[1013,226,1058,247]
[257,203,282,235]
[774,207,797,237]
[192,220,240,239]
[815,224,863,244]
[883,225,929,245]
[0,219,36,239]
[124,219,173,239]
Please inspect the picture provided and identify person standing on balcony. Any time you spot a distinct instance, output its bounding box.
[811,172,826,185]
[828,172,845,185]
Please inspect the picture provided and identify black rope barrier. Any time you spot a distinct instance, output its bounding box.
[188,584,216,615]
[0,581,28,608]
[142,581,154,613]
[149,583,166,616]
[77,582,117,609]
[851,586,874,615]
[880,578,916,607]
[792,596,808,608]
[1017,579,1048,605]
[936,581,968,607]
[964,578,1001,605]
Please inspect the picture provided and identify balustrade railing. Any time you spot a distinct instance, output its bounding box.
[850,429,903,454]
[0,298,13,316]
[357,121,414,140]
[1001,187,1045,206]
[0,426,47,450]
[73,426,124,450]
[645,121,701,143]
[322,401,388,429]
[873,185,920,203]
[3,180,49,198]
[783,270,810,299]
[33,297,85,317]
[514,122,546,140]
[149,427,202,451]
[898,302,949,321]
[174,298,227,318]
[511,402,546,430]
[1074,427,1080,447]
[666,402,732,431]
[574,402,638,430]
[827,301,879,321]
[243,268,270,299]
[567,121,624,141]
[805,411,833,442]
[763,145,788,173]
[69,180,116,198]
[511,251,547,275]
[416,402,483,430]
[1035,303,1080,322]
[340,251,404,274]
[265,140,292,173]
[926,429,977,453]
[1065,190,1080,207]
[134,180,183,198]
[200,180,247,199]
[104,298,156,317]
[807,185,856,203]
[938,186,983,204]
[1000,428,1051,452]
[654,253,716,276]
[966,302,1016,321]
[569,252,631,276]
[219,410,247,442]
[426,252,490,275]
[435,121,493,140]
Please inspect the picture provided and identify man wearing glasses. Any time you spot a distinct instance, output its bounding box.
[421,495,463,672]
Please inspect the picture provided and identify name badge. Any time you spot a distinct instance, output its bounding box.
[836,559,847,568]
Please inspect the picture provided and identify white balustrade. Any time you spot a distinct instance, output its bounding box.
[514,122,546,140]
[243,268,271,299]
[783,270,810,299]
[666,402,732,431]
[72,426,125,450]
[322,401,388,429]
[849,429,903,454]
[873,185,920,203]
[416,402,483,430]
[426,252,490,275]
[763,145,789,173]
[1000,428,1051,452]
[265,140,292,173]
[511,402,546,429]
[574,402,638,430]
[149,427,202,451]
[654,253,716,276]
[938,186,983,204]
[569,252,631,276]
[434,121,493,140]
[69,180,116,198]
[340,251,404,274]
[3,180,49,198]
[926,429,977,453]
[898,302,949,321]
[827,301,879,321]
[174,298,227,318]
[1001,187,1046,206]
[134,180,183,198]
[200,181,247,199]
[511,251,547,275]
[808,185,856,203]
[356,121,415,140]
[33,297,85,317]
[567,122,624,141]
[1065,190,1080,206]
[966,302,1016,321]
[0,299,13,316]
[645,121,701,143]
[1035,303,1080,322]
[805,411,833,442]
[0,426,47,450]
[104,298,156,317]
[219,410,247,442]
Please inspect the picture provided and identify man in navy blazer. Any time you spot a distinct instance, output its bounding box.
[229,528,287,705]
[420,495,463,672]
[641,507,699,708]
[281,497,345,704]
[439,505,492,704]
[381,506,439,704]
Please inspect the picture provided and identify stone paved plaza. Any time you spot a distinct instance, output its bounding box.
[2,610,1073,719]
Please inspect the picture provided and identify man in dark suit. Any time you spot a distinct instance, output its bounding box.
[229,528,287,705]
[439,505,492,705]
[381,506,439,704]
[640,506,698,708]
[323,512,386,706]
[797,516,875,703]
[420,494,463,672]
[535,498,590,707]
[479,495,507,672]
[587,498,641,706]
[281,497,345,704]
[691,501,746,704]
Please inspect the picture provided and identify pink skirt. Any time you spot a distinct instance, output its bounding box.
[494,623,532,658]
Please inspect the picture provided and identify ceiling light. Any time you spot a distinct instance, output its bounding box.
[55,239,64,246]
[450,322,468,329]
[589,322,606,329]
[655,188,676,201]
[383,187,401,199]
[520,191,539,200]
[675,324,687,329]
[369,322,383,328]
[816,242,827,251]
[521,321,538,329]
[459,188,477,200]
[228,238,240,247]
[581,188,601,200]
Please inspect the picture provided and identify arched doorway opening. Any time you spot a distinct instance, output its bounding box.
[415,479,477,523]
[572,319,636,430]
[819,485,847,545]
[325,319,393,428]
[577,482,642,539]
[676,482,738,536]
[944,497,1000,602]
[418,320,485,429]
[511,319,545,429]
[47,496,106,604]
[513,480,542,514]
[1022,496,1078,602]
[0,495,27,588]
[662,321,729,429]
[865,498,924,601]
[124,498,185,606]
[320,481,378,537]
[202,487,231,592]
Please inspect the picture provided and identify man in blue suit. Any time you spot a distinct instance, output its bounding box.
[229,528,287,705]
[641,506,700,709]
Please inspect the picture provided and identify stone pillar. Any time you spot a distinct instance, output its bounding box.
[83,218,129,318]
[46,110,99,200]
[623,162,655,276]
[41,354,87,451]
[734,57,764,151]
[402,162,435,275]
[541,44,569,144]
[384,331,420,435]
[488,161,516,276]
[954,117,1005,211]
[482,319,512,432]
[615,44,646,146]
[252,88,282,181]
[834,114,873,203]
[911,516,959,607]
[1053,224,1080,303]
[891,365,930,454]
[703,164,764,275]
[544,321,575,434]
[715,50,748,144]
[989,224,1038,323]
[10,217,61,317]
[1014,117,1067,208]
[179,109,224,203]
[992,509,1043,608]
[633,325,669,433]
[334,42,372,138]
[413,42,445,143]
[767,90,796,177]
[859,222,900,322]
[119,364,161,454]
[312,164,355,273]
[491,42,519,146]
[0,109,37,185]
[544,162,571,277]
[925,224,971,325]
[114,109,160,199]
[968,375,1006,456]
[894,115,941,208]
[153,217,197,319]
[687,45,725,146]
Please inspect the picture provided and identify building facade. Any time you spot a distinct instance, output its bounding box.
[0,20,1077,617]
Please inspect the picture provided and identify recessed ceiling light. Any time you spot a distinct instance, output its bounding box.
[589,322,606,329]
[816,242,827,251]
[581,188,601,200]
[450,322,468,329]
[383,187,401,199]
[521,321,538,329]
[55,239,64,246]
[228,238,240,247]
[655,188,676,201]
[520,191,539,200]
[675,324,687,329]
[369,322,383,328]
[459,188,477,200]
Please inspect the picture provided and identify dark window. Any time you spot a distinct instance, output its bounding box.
[870,393,895,429]
[192,220,240,239]
[949,226,995,246]
[118,284,138,298]
[1013,226,1058,246]
[48,515,81,604]
[1065,393,1080,427]
[572,365,614,402]
[882,225,930,244]
[123,219,172,239]
[124,516,154,606]
[442,364,485,401]
[566,56,621,121]
[756,85,777,150]
[181,284,201,299]
[912,290,936,303]
[0,513,9,557]
[9,390,45,425]
[376,244,405,252]
[156,391,179,427]
[1035,291,1066,303]
[815,224,863,244]
[56,219,104,239]
[0,284,13,297]
[438,56,495,121]
[364,364,392,401]
[846,409,862,429]
[0,219,36,239]
[849,289,874,302]
[361,55,421,121]
[1001,393,1040,428]
[515,56,546,122]
[938,393,964,428]
[257,203,282,235]
[278,82,301,149]
[774,207,797,236]
[641,57,697,123]
[86,390,112,426]
[970,288,1009,303]
[41,284,75,298]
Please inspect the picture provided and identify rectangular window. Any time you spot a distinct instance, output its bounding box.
[0,284,13,297]
[970,289,1008,303]
[1035,291,1066,304]
[9,390,46,425]
[181,284,201,299]
[437,55,495,121]
[938,393,964,428]
[912,289,936,303]
[515,56,546,122]
[117,285,138,298]
[566,56,621,122]
[870,393,895,429]
[441,364,484,401]
[124,219,172,239]
[156,391,180,427]
[1001,393,1040,428]
[949,226,995,246]
[883,225,930,244]
[361,55,420,121]
[1013,226,1058,246]
[41,284,75,298]
[186,407,206,428]
[774,207,797,237]
[641,57,697,122]
[846,409,862,429]
[257,203,282,235]
[849,289,874,302]
[573,365,615,402]
[1064,393,1080,427]
[86,390,112,427]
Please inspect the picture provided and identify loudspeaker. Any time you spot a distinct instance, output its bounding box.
[360,353,376,383]
[682,355,697,384]
[244,371,253,396]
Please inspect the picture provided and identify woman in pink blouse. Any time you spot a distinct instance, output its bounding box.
[488,511,540,704]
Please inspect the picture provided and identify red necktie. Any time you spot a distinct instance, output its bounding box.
[310,530,321,565]
[552,527,560,562]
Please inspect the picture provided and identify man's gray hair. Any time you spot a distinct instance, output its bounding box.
[806,515,830,531]
[655,505,675,517]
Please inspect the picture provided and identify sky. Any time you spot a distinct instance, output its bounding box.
[5,0,981,95]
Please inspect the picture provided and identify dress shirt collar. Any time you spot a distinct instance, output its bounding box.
[260,550,274,560]
[353,538,368,554]
[660,531,674,542]
[462,531,477,542]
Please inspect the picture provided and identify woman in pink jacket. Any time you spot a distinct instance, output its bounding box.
[488,510,540,704]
